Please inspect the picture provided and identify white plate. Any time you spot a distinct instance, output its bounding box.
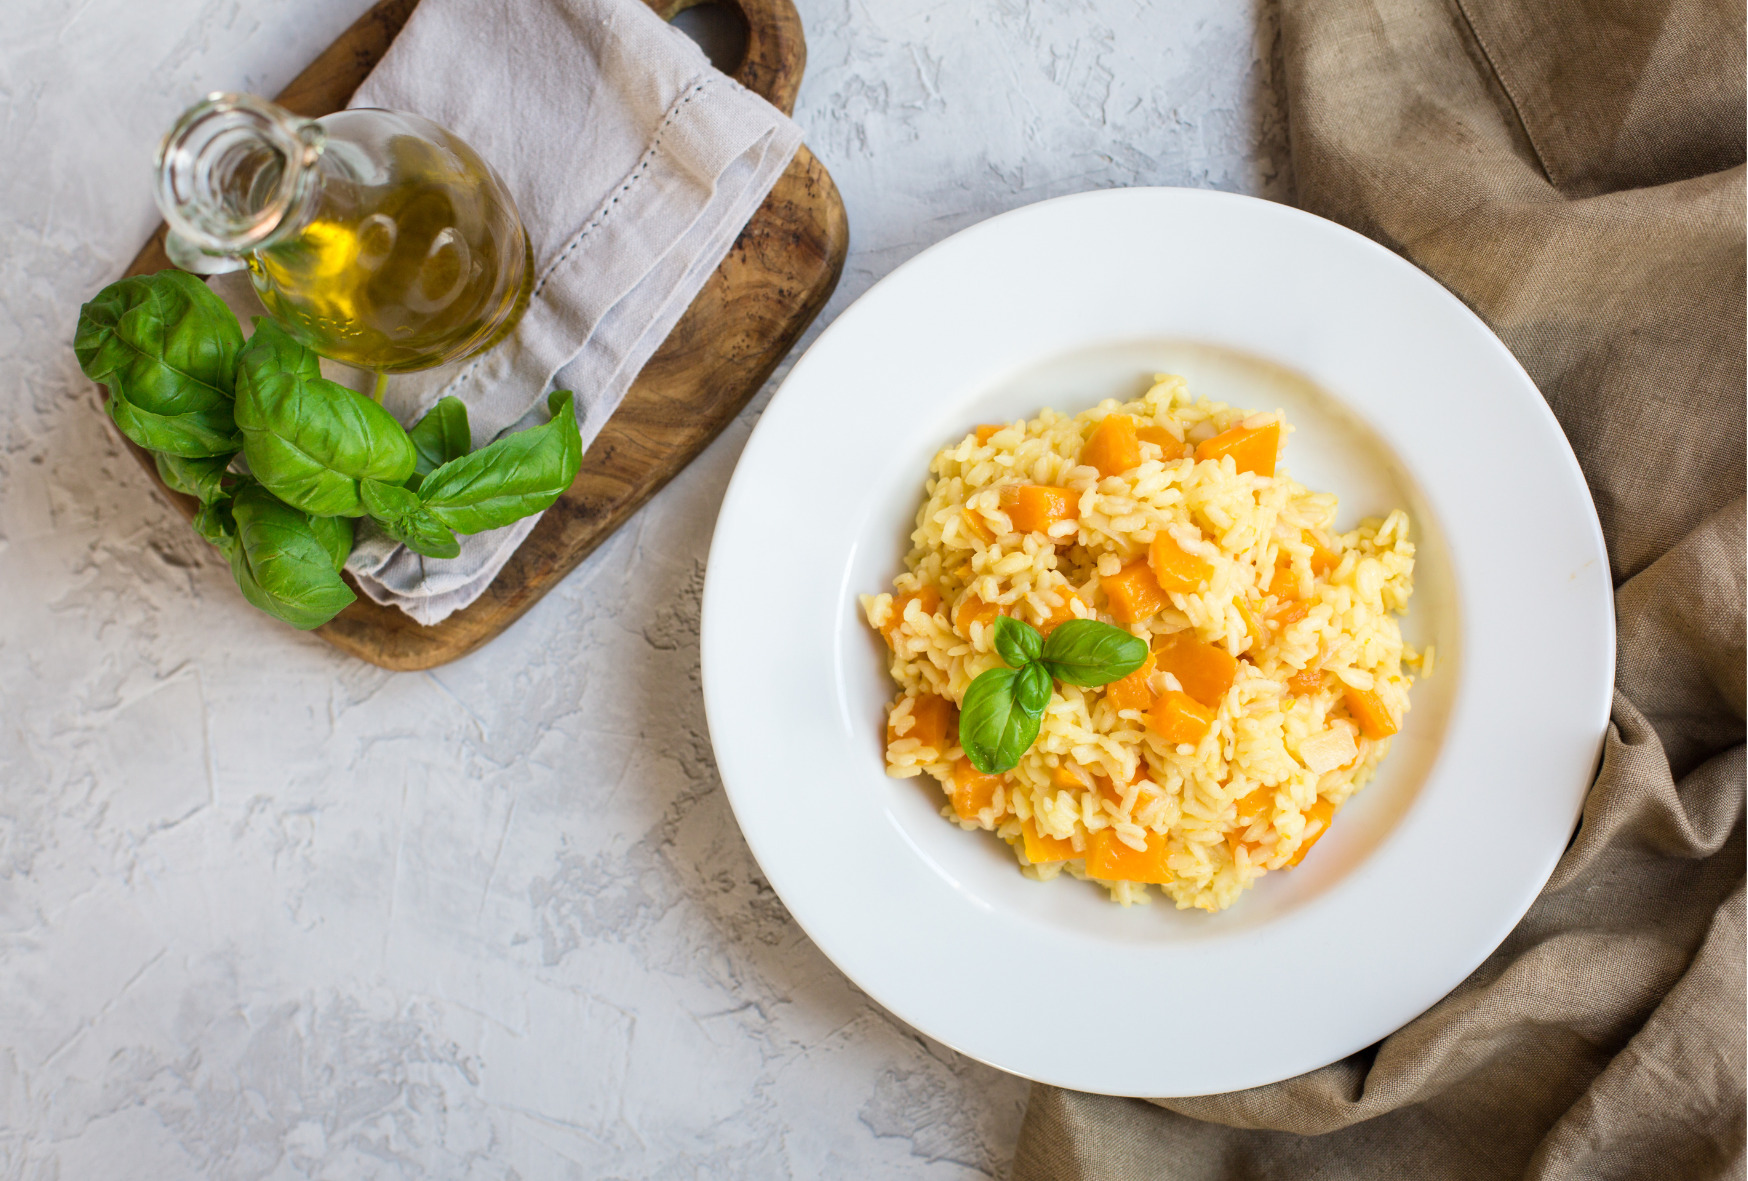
[700,188,1612,1097]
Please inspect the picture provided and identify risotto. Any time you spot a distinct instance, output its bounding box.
[860,375,1428,912]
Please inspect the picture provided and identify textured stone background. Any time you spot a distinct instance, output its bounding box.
[0,0,1288,1175]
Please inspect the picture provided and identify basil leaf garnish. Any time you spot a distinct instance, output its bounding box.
[959,666,1045,774]
[1014,661,1052,714]
[75,270,244,457]
[234,318,416,517]
[418,390,582,534]
[361,478,461,559]
[407,395,472,490]
[993,614,1042,668]
[1039,618,1148,686]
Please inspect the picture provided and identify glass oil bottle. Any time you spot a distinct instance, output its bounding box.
[155,92,531,374]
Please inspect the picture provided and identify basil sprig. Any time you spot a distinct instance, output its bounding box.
[416,390,582,534]
[74,270,586,632]
[959,614,1148,773]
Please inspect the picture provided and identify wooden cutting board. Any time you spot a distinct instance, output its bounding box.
[110,0,846,670]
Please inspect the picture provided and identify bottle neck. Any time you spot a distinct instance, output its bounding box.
[154,92,326,257]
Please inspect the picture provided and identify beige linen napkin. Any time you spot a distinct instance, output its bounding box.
[1014,0,1746,1177]
[339,0,801,624]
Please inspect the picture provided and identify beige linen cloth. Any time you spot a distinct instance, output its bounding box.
[339,0,800,624]
[1013,0,1746,1177]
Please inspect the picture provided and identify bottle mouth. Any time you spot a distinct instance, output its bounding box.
[154,92,326,255]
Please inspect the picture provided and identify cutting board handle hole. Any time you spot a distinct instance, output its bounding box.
[668,1,750,75]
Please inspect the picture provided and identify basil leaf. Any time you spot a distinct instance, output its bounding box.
[1039,618,1149,686]
[361,478,461,559]
[993,614,1042,668]
[192,496,238,559]
[307,512,355,571]
[224,481,356,629]
[418,390,581,534]
[106,394,244,458]
[75,270,244,457]
[959,666,1045,774]
[234,318,416,517]
[155,452,235,503]
[407,395,471,490]
[1013,661,1053,714]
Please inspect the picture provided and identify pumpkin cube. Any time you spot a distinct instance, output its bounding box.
[1104,649,1157,714]
[1137,424,1189,458]
[999,484,1078,535]
[1021,819,1078,863]
[1153,630,1238,708]
[1147,690,1216,745]
[1287,797,1337,866]
[1195,419,1280,477]
[1148,530,1215,595]
[1343,685,1399,739]
[949,758,1004,821]
[953,594,1003,638]
[1086,829,1174,883]
[881,585,941,644]
[1102,559,1167,623]
[1082,414,1141,478]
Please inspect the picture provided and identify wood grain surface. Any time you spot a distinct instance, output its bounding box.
[110,0,846,670]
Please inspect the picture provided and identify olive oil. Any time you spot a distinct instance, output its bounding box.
[157,95,532,373]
